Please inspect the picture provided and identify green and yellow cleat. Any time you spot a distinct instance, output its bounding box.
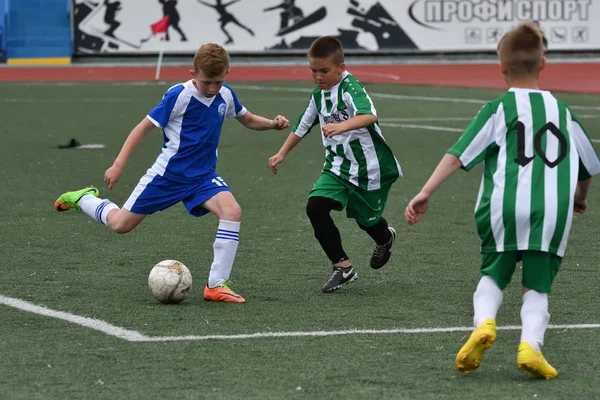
[54,187,100,212]
[456,318,497,374]
[517,342,558,379]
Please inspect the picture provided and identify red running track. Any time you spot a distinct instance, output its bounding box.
[0,62,598,94]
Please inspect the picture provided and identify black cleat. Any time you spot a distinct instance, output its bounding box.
[321,266,357,293]
[370,227,396,269]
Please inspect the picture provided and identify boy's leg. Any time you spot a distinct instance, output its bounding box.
[55,187,145,233]
[520,289,550,352]
[357,218,396,269]
[196,190,245,303]
[307,196,357,293]
[347,184,395,269]
[307,173,356,293]
[358,217,391,244]
[306,196,348,264]
[456,252,514,374]
[473,275,504,327]
[517,252,559,379]
[307,173,350,264]
[517,290,557,379]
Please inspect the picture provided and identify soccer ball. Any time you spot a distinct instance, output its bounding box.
[148,260,193,304]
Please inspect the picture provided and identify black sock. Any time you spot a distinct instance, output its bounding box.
[306,196,348,263]
[358,217,391,245]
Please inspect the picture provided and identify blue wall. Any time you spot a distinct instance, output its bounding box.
[0,0,5,60]
[6,0,71,60]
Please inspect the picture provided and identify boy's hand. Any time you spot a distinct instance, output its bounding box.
[574,198,587,214]
[322,123,345,137]
[404,192,431,225]
[272,115,290,130]
[268,153,285,174]
[104,164,124,189]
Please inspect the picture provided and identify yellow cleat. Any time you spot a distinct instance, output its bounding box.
[517,342,558,379]
[456,319,497,374]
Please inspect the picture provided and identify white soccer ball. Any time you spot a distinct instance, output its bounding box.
[148,260,193,304]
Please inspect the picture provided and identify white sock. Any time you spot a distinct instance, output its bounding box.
[473,275,504,327]
[207,220,240,288]
[79,194,119,225]
[520,290,550,351]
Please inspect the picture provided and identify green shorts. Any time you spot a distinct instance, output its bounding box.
[481,251,562,294]
[308,172,391,227]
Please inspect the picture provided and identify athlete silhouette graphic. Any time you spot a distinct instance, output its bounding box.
[159,0,188,42]
[103,0,121,38]
[198,0,255,44]
[264,0,303,31]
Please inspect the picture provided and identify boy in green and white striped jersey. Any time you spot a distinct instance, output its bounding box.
[405,23,600,379]
[269,36,402,293]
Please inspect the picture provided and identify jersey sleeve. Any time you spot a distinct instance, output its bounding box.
[292,96,319,138]
[147,84,185,128]
[344,83,377,116]
[567,108,600,177]
[578,159,591,181]
[224,85,247,119]
[447,102,497,171]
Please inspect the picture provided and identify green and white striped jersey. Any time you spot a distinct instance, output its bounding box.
[448,88,600,257]
[292,71,402,191]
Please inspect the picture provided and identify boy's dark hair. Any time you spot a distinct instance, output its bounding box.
[497,23,544,78]
[193,43,230,77]
[308,36,345,65]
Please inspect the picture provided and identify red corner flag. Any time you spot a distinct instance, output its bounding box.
[151,16,170,35]
[140,16,170,44]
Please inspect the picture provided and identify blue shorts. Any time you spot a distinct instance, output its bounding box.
[123,170,231,217]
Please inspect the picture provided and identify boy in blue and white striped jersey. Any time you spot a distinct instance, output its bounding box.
[55,43,289,303]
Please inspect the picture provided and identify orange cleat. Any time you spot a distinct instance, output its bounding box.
[203,281,246,303]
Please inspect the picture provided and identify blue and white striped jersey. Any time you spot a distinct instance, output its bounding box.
[146,80,246,183]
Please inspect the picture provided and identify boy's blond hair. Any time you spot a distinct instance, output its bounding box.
[497,23,544,78]
[308,36,345,65]
[193,43,230,77]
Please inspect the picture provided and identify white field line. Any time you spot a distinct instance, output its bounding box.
[141,324,600,342]
[380,122,463,132]
[233,85,600,112]
[2,294,600,342]
[351,70,401,81]
[380,115,598,122]
[0,295,146,342]
[0,97,305,103]
[1,83,598,111]
[2,84,596,141]
[379,122,600,143]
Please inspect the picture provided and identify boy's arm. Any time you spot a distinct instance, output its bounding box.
[569,108,600,176]
[104,117,155,189]
[269,132,302,174]
[322,114,377,137]
[269,95,319,174]
[574,177,592,214]
[405,102,496,225]
[404,154,463,225]
[236,111,289,131]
